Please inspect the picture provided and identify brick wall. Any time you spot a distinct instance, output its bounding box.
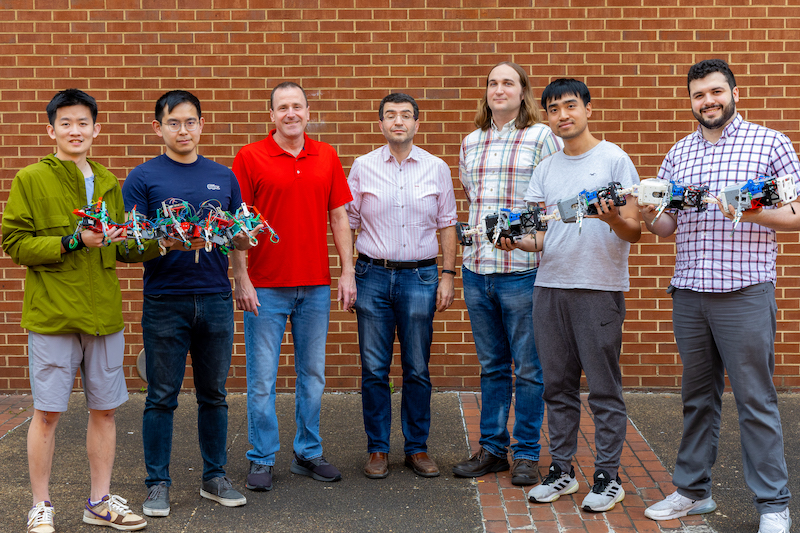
[2,0,799,393]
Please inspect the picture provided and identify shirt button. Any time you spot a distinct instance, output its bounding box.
[296,170,300,174]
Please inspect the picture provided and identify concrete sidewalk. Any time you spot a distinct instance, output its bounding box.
[2,392,798,532]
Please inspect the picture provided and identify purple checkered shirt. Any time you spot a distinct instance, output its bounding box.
[459,121,561,274]
[658,114,800,292]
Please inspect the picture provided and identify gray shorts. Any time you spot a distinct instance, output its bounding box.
[28,329,129,412]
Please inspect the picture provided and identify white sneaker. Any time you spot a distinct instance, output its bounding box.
[759,508,791,533]
[581,470,625,512]
[644,490,716,521]
[27,501,55,533]
[527,464,579,503]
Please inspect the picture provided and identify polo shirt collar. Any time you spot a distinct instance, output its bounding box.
[265,129,319,157]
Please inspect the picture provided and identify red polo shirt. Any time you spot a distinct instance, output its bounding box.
[233,130,352,287]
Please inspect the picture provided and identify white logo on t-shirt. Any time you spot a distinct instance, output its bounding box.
[207,184,221,191]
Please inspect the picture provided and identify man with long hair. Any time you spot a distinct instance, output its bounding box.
[452,62,561,486]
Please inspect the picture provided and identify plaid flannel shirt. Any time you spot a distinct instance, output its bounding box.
[459,121,561,275]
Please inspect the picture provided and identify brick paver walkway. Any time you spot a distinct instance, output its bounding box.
[459,392,711,533]
[0,393,33,441]
[1,392,711,532]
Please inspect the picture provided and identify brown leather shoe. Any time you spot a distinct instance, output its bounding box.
[511,458,540,486]
[452,447,510,477]
[364,452,388,479]
[404,452,440,478]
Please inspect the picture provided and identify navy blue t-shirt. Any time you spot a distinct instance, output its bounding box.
[122,154,243,295]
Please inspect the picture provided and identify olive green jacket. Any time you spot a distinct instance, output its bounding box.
[2,154,158,335]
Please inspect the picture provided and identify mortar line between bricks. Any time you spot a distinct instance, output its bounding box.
[461,391,715,533]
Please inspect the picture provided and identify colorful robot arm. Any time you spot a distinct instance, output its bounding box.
[556,181,627,233]
[719,174,798,233]
[636,178,711,223]
[456,205,554,246]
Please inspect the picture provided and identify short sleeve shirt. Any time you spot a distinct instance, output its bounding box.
[232,131,352,288]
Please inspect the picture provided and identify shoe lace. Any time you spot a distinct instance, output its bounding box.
[28,503,54,527]
[252,463,270,474]
[106,494,133,516]
[217,476,234,490]
[591,474,612,494]
[310,456,331,467]
[541,466,563,484]
[471,448,487,462]
[147,483,166,500]
[512,458,532,469]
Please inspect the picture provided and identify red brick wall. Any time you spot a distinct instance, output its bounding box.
[2,1,800,393]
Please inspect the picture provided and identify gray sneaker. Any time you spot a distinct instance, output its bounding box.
[142,481,170,517]
[200,476,247,507]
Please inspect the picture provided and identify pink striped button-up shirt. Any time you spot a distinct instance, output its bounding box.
[347,144,457,261]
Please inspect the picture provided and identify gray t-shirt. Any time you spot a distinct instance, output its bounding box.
[525,140,639,291]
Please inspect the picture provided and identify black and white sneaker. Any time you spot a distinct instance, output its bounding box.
[527,463,579,503]
[581,469,625,512]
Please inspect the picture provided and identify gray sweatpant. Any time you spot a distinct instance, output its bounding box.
[533,287,627,480]
[671,283,790,514]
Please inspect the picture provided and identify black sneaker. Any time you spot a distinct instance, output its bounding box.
[290,452,342,482]
[246,462,273,491]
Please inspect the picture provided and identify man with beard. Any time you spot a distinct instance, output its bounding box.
[643,59,800,533]
[346,93,457,479]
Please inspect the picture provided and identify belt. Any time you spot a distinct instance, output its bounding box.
[358,253,437,270]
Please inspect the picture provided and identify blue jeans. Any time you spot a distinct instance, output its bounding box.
[462,267,544,460]
[245,285,330,466]
[354,260,438,456]
[141,292,233,486]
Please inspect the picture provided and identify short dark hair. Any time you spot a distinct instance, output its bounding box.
[155,90,202,123]
[46,89,98,126]
[378,93,419,121]
[269,82,308,110]
[541,79,591,109]
[687,59,737,92]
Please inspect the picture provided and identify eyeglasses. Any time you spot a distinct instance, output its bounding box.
[382,112,415,122]
[163,119,199,132]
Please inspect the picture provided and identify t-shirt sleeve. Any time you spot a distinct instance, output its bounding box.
[122,166,147,213]
[524,159,547,204]
[229,168,243,208]
[614,152,640,189]
[232,147,253,205]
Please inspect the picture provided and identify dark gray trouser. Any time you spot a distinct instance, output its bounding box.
[533,287,627,480]
[671,283,790,514]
